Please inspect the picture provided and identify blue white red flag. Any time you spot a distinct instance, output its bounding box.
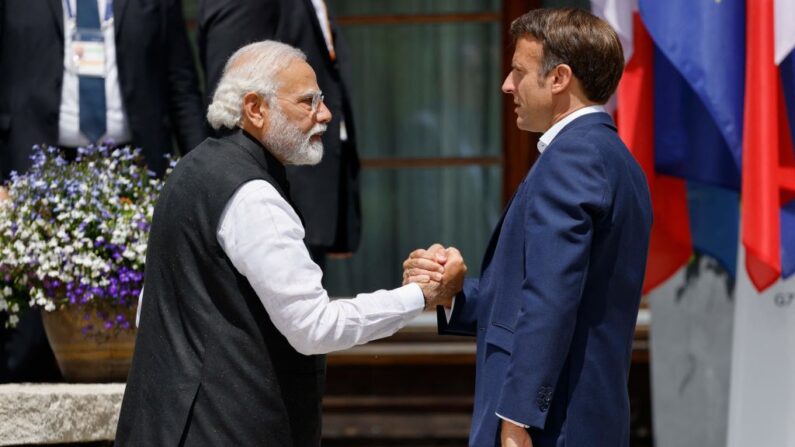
[742,0,795,290]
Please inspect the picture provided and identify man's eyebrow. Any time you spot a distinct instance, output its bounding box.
[299,89,322,98]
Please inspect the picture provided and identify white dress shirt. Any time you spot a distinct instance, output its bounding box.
[308,0,348,142]
[218,180,425,355]
[536,105,607,154]
[59,0,131,147]
[310,0,335,56]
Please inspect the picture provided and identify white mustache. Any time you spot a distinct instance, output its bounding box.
[309,124,327,137]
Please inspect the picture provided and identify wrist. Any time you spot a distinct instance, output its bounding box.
[423,293,435,310]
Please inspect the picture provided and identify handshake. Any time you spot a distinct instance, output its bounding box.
[402,243,467,310]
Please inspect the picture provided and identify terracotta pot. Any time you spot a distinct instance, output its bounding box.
[41,306,137,382]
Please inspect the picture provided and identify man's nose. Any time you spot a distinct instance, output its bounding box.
[315,101,332,123]
[501,73,514,94]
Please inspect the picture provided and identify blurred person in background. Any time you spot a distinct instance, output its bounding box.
[198,0,361,269]
[0,0,206,383]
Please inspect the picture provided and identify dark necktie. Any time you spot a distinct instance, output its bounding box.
[76,0,106,143]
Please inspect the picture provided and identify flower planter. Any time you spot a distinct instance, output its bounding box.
[1,145,160,382]
[41,306,136,383]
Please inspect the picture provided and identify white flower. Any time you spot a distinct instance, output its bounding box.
[8,315,19,326]
[0,146,165,330]
[122,248,136,260]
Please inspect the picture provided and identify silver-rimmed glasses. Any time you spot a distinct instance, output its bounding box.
[276,91,325,114]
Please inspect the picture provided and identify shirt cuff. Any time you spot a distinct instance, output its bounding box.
[394,282,426,313]
[443,296,456,322]
[496,412,530,429]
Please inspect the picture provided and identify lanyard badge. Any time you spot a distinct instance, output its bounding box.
[64,0,113,78]
[72,29,105,78]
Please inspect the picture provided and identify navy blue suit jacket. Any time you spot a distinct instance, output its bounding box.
[439,113,652,447]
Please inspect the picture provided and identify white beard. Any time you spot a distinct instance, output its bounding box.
[263,107,325,166]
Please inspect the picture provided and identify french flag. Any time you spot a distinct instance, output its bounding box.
[742,0,795,291]
[591,0,734,294]
[590,3,795,441]
[593,0,795,292]
[591,0,692,294]
[729,5,795,444]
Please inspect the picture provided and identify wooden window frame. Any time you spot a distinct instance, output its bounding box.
[335,0,541,205]
[501,0,541,204]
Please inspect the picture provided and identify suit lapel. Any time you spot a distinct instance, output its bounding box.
[47,0,64,38]
[479,187,521,271]
[113,0,130,37]
[302,0,335,63]
[478,114,617,275]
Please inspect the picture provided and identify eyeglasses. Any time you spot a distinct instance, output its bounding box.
[275,91,325,114]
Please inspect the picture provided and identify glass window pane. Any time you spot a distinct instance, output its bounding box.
[326,165,502,296]
[338,22,502,159]
[326,2,505,297]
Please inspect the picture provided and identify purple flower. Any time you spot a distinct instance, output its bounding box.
[1,143,163,335]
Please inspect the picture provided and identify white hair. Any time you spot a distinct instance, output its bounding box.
[206,41,306,130]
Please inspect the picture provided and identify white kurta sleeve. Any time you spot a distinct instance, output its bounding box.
[217,180,425,355]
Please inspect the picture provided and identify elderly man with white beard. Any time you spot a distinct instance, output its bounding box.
[115,41,467,447]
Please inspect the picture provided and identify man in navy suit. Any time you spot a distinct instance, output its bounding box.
[404,8,652,447]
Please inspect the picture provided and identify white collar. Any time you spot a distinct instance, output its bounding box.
[537,105,607,153]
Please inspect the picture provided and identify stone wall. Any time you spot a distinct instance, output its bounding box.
[0,383,124,445]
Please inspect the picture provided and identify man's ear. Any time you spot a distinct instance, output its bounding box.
[242,92,269,129]
[550,64,573,94]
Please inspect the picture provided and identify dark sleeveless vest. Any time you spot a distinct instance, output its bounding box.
[116,129,326,446]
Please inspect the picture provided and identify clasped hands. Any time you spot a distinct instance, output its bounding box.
[402,243,466,310]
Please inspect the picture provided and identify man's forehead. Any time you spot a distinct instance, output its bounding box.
[512,37,542,65]
[277,60,320,93]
